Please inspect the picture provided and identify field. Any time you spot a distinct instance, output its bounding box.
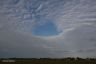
[0,58,96,64]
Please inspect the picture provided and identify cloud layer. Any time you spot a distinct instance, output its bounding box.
[0,0,96,58]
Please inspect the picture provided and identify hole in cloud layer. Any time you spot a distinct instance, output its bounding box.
[32,21,60,36]
[1,0,96,58]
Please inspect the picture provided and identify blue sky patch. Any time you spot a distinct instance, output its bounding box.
[32,21,60,36]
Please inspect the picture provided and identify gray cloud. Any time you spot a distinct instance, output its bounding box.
[0,29,55,58]
[0,0,96,58]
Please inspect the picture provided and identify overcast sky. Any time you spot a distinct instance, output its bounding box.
[0,0,96,58]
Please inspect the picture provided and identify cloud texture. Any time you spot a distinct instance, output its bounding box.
[0,0,96,58]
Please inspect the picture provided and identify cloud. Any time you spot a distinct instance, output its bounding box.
[0,29,55,58]
[0,0,96,58]
[1,0,96,32]
[49,0,96,31]
[42,24,96,57]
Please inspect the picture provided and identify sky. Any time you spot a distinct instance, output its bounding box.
[0,0,96,58]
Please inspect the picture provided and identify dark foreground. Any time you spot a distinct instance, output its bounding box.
[0,58,96,64]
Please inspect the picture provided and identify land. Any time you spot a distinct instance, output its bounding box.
[0,57,96,64]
